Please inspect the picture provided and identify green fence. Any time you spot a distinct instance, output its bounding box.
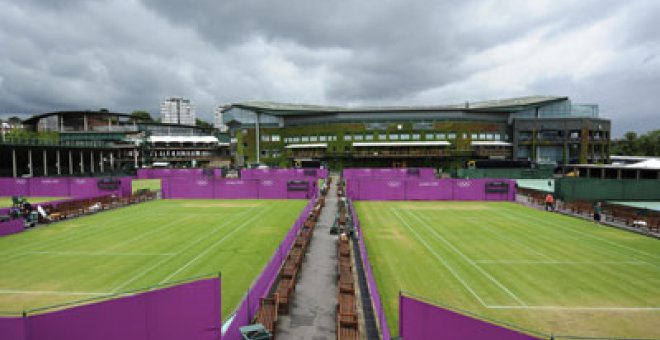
[456,167,555,179]
[555,178,660,202]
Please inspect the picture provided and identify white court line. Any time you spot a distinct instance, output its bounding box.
[159,206,275,283]
[389,208,490,308]
[473,260,647,265]
[25,251,173,257]
[506,206,660,262]
[0,289,111,296]
[404,209,527,307]
[487,305,660,311]
[100,214,197,253]
[111,206,263,293]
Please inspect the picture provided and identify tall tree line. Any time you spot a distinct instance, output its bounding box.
[611,129,660,156]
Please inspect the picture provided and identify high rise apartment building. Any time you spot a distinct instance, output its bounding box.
[161,97,196,126]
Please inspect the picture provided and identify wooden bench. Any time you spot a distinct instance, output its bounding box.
[254,295,279,338]
[276,278,294,314]
[281,259,299,280]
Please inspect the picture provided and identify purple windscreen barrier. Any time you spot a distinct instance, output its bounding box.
[351,203,391,340]
[0,218,24,238]
[0,317,25,340]
[404,180,453,200]
[215,180,259,199]
[343,168,436,180]
[165,177,215,199]
[28,178,69,197]
[137,168,205,179]
[20,277,220,340]
[0,178,30,197]
[224,195,316,340]
[399,294,538,340]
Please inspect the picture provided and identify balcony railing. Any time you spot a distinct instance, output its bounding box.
[352,150,449,158]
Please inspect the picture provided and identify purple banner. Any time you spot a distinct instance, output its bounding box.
[0,218,24,238]
[162,177,315,200]
[240,168,328,180]
[215,180,259,199]
[351,203,391,340]
[224,195,316,340]
[0,278,220,340]
[347,179,515,202]
[399,295,538,340]
[0,177,132,199]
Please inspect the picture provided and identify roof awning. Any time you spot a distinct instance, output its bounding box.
[471,141,512,146]
[149,136,220,144]
[285,143,328,149]
[353,141,451,147]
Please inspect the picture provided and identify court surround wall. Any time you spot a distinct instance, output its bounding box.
[347,178,515,201]
[162,177,316,199]
[0,177,132,199]
[399,294,538,340]
[0,277,221,340]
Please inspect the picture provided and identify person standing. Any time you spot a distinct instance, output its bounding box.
[593,201,602,224]
[545,193,555,211]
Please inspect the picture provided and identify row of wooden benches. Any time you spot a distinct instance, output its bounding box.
[560,200,660,233]
[40,190,158,222]
[337,234,358,340]
[249,195,326,339]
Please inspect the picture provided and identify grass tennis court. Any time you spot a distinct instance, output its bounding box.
[131,179,162,193]
[0,199,306,319]
[356,201,660,339]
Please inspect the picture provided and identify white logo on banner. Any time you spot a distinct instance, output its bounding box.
[42,179,59,184]
[196,180,209,186]
[457,181,471,188]
[227,181,244,185]
[75,179,87,184]
[17,179,27,184]
[387,181,402,188]
[262,180,273,186]
[419,182,439,187]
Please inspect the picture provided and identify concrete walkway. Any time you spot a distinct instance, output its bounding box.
[277,176,338,339]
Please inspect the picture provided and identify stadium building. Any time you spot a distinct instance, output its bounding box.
[221,96,611,169]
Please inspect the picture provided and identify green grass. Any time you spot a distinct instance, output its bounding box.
[131,179,162,193]
[1,197,66,208]
[0,199,307,319]
[356,201,660,339]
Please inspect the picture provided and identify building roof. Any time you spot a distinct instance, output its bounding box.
[22,110,139,125]
[284,143,328,149]
[148,136,221,144]
[352,141,451,147]
[231,96,568,116]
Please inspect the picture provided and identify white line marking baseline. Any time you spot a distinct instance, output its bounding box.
[0,289,111,296]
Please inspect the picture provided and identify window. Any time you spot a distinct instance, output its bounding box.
[261,135,270,142]
[319,135,327,141]
[486,133,494,140]
[479,133,486,140]
[261,149,270,157]
[331,135,337,141]
[343,134,352,141]
[292,137,300,142]
[425,133,434,140]
[389,134,399,140]
[412,133,421,140]
[378,134,387,140]
[436,133,446,140]
[448,133,456,139]
[354,134,364,141]
[301,136,309,142]
[271,134,280,142]
[310,135,318,142]
[365,134,374,141]
[471,133,478,140]
[494,133,501,141]
[400,133,410,140]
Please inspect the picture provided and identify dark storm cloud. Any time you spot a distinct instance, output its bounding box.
[0,0,658,135]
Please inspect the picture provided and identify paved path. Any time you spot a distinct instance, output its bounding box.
[277,177,338,339]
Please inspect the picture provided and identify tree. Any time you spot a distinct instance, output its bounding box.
[611,130,660,156]
[196,118,212,129]
[131,110,153,122]
[7,116,22,127]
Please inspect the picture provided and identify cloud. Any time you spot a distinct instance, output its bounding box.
[0,0,658,136]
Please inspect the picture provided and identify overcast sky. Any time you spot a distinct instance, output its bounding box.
[1,0,658,136]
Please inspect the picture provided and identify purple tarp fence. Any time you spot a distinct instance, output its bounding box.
[0,177,132,200]
[399,294,540,340]
[0,277,221,340]
[162,177,317,200]
[224,195,317,340]
[137,168,205,179]
[343,167,436,180]
[350,201,391,340]
[0,218,23,237]
[347,178,515,201]
[240,168,328,180]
